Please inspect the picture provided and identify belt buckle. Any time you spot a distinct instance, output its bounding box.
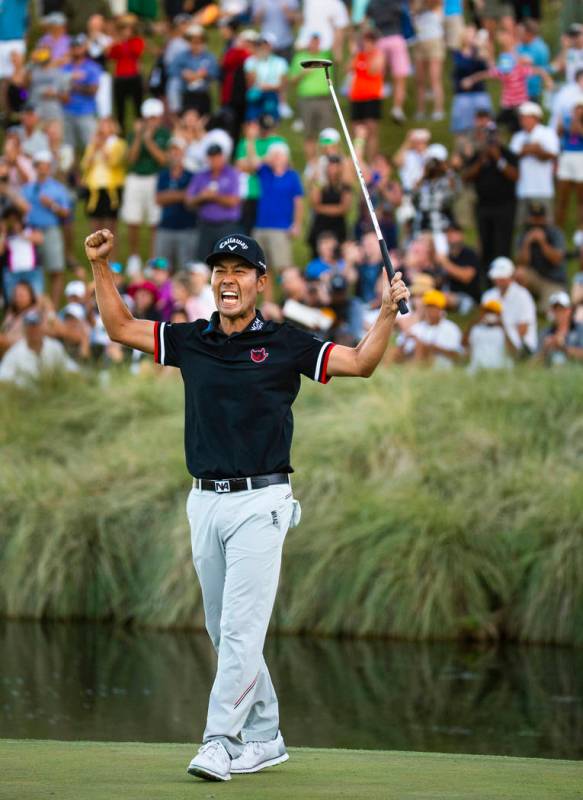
[214,480,231,493]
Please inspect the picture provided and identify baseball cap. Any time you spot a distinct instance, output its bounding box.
[319,127,340,145]
[71,33,88,47]
[330,274,348,292]
[31,47,51,63]
[186,261,210,276]
[572,92,583,108]
[61,302,86,321]
[482,299,503,314]
[23,309,42,325]
[184,22,205,38]
[127,280,159,301]
[574,230,583,248]
[411,128,431,141]
[206,143,223,156]
[488,256,515,279]
[518,101,543,117]
[146,257,169,271]
[425,143,448,162]
[22,102,37,113]
[33,150,53,164]
[240,29,260,42]
[422,290,447,309]
[259,32,277,46]
[44,11,66,25]
[110,261,123,274]
[206,234,267,274]
[65,280,86,298]
[548,291,571,308]
[266,141,290,157]
[141,97,164,118]
[567,23,583,36]
[527,201,547,217]
[258,113,276,130]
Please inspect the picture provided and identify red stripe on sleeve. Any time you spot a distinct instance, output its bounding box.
[154,321,160,363]
[320,343,335,384]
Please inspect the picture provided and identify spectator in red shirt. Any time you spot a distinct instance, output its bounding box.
[219,23,255,145]
[108,14,146,133]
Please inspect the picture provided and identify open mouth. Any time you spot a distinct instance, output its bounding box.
[220,290,239,308]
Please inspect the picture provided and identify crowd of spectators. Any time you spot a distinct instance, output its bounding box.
[1,0,583,386]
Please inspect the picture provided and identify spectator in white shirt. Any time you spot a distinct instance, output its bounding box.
[464,298,514,373]
[398,289,463,369]
[510,101,560,228]
[482,256,538,354]
[296,0,350,61]
[0,308,78,387]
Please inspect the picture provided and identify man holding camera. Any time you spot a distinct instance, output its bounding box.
[462,116,519,268]
[515,202,567,309]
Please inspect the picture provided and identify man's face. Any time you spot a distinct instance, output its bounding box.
[35,162,51,181]
[362,232,381,263]
[308,35,321,53]
[520,113,538,132]
[425,305,443,325]
[23,110,37,130]
[208,152,225,171]
[447,229,463,250]
[551,304,570,325]
[71,44,86,61]
[190,36,205,52]
[25,321,44,350]
[494,277,512,292]
[211,257,265,319]
[528,213,547,229]
[168,144,184,167]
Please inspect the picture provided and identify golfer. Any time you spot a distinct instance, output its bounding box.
[84,229,409,782]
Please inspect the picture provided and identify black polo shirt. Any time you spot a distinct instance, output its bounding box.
[153,311,335,479]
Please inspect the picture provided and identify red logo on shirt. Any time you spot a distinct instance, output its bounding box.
[250,347,269,363]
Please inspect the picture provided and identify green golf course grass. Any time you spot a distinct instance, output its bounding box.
[1,740,582,800]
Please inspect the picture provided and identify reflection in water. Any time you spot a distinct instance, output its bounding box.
[1,621,582,759]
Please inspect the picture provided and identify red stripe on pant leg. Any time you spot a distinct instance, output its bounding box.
[234,675,258,709]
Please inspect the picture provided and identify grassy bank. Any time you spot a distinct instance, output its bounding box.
[1,367,583,645]
[1,739,582,800]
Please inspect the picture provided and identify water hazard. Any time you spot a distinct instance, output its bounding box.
[1,621,581,759]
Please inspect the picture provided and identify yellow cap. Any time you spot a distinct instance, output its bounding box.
[481,299,503,314]
[422,289,447,309]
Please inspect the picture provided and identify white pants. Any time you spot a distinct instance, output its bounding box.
[187,482,300,758]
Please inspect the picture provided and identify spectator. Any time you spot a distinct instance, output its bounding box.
[296,0,350,63]
[185,261,215,321]
[80,117,127,240]
[413,143,457,243]
[412,0,446,121]
[61,34,102,151]
[450,26,492,136]
[126,279,162,322]
[0,279,37,355]
[26,46,67,123]
[121,97,170,275]
[550,68,583,131]
[444,0,464,51]
[437,222,482,313]
[186,142,242,260]
[252,0,300,68]
[246,139,304,298]
[464,298,515,373]
[164,14,193,114]
[399,289,463,368]
[555,93,583,228]
[21,151,71,307]
[393,128,431,194]
[0,206,44,302]
[304,127,353,187]
[517,19,550,102]
[146,257,173,321]
[355,152,401,245]
[0,309,78,387]
[482,256,538,354]
[5,47,26,124]
[366,0,411,124]
[38,12,71,67]
[539,291,583,365]
[244,33,288,121]
[510,101,560,228]
[0,158,29,218]
[308,155,352,254]
[155,136,197,269]
[219,25,255,144]
[515,202,568,309]
[305,231,346,281]
[0,0,28,116]
[108,14,145,132]
[14,104,50,160]
[348,30,385,160]
[346,232,383,305]
[170,24,219,116]
[289,33,335,160]
[462,120,519,266]
[551,22,583,86]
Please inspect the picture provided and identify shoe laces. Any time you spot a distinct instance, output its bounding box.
[199,741,225,759]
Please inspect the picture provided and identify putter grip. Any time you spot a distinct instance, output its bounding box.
[379,239,409,315]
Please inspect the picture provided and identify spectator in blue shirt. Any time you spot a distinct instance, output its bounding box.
[517,20,550,102]
[155,136,197,271]
[21,150,71,306]
[305,231,347,281]
[61,34,102,150]
[246,138,304,301]
[168,24,219,116]
[0,0,28,115]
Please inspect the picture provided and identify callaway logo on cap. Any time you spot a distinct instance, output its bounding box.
[206,234,267,273]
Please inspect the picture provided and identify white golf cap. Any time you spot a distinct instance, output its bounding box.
[61,302,86,321]
[411,128,431,141]
[141,97,165,118]
[65,280,86,298]
[425,143,448,162]
[548,290,571,308]
[319,127,340,145]
[33,149,53,164]
[240,29,260,42]
[488,256,515,279]
[518,101,543,117]
[267,141,290,157]
[259,31,277,46]
[574,229,583,248]
[186,261,210,276]
[184,22,204,38]
[572,92,583,107]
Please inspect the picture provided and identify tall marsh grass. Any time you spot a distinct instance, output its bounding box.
[1,367,582,645]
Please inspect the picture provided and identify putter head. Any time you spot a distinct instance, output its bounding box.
[300,58,333,70]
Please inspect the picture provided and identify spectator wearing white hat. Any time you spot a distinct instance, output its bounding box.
[555,93,583,228]
[413,143,457,244]
[121,97,171,276]
[184,261,216,321]
[482,256,538,354]
[394,128,431,194]
[61,34,102,150]
[510,101,560,228]
[21,150,71,307]
[539,291,583,366]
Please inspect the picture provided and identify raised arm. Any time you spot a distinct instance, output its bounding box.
[327,271,409,378]
[84,229,154,353]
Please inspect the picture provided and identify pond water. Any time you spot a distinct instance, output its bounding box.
[1,621,581,759]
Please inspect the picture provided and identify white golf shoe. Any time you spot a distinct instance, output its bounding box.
[230,731,289,774]
[186,740,231,781]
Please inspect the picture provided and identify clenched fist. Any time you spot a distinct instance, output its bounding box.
[382,270,410,315]
[85,229,114,262]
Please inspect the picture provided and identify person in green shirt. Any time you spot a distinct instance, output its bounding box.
[120,98,171,274]
[235,114,288,233]
[289,33,334,161]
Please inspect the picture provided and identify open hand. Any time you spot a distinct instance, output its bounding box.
[85,229,114,262]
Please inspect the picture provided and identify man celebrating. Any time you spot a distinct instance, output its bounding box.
[84,228,409,783]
